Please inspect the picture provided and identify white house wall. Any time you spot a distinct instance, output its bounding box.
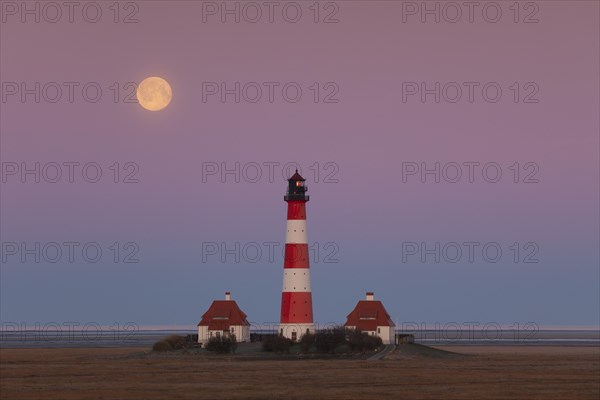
[345,325,395,345]
[378,326,395,344]
[198,325,250,344]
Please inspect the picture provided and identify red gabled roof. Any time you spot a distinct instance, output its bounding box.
[343,300,396,331]
[197,300,250,330]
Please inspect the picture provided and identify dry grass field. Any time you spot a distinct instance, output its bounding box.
[1,345,598,400]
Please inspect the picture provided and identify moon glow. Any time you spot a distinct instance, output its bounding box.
[136,77,172,111]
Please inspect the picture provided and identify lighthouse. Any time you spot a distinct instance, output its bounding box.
[279,170,315,341]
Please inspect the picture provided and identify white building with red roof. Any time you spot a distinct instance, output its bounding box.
[343,292,396,344]
[197,292,250,345]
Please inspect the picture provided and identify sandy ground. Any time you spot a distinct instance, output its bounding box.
[1,345,598,399]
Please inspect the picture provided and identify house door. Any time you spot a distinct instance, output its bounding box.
[291,331,297,341]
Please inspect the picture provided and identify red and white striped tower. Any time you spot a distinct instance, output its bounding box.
[279,170,315,341]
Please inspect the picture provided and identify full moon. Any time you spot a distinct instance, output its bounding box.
[136,77,172,111]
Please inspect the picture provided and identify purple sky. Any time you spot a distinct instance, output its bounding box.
[1,1,598,329]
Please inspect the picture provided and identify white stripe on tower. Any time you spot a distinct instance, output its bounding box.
[282,269,311,292]
[286,220,308,244]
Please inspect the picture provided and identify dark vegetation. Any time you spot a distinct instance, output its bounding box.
[151,328,383,356]
[205,335,238,354]
[264,327,383,355]
[152,335,188,351]
[346,329,384,353]
[262,334,293,353]
[152,335,188,352]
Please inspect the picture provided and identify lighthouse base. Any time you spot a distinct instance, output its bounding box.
[278,323,315,341]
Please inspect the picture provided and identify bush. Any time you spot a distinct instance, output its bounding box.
[151,335,189,352]
[261,328,384,355]
[314,327,346,354]
[299,333,315,354]
[205,334,238,354]
[346,329,383,353]
[152,340,173,352]
[164,335,187,350]
[262,335,292,354]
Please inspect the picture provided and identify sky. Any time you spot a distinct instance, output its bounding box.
[1,1,599,331]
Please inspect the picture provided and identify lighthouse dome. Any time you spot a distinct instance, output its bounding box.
[289,169,305,181]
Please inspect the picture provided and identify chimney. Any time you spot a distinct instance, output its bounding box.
[366,292,374,301]
[225,291,231,301]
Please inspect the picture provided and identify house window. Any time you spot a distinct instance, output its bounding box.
[291,331,297,341]
[378,328,381,334]
[231,327,235,333]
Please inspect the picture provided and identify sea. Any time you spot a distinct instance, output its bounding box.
[1,327,598,349]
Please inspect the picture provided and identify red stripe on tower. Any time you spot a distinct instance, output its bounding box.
[279,169,315,340]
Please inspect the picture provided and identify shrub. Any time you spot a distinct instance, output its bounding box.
[152,340,173,352]
[262,335,292,354]
[314,327,346,354]
[365,334,383,351]
[346,329,383,353]
[205,334,238,354]
[164,335,187,350]
[299,333,315,354]
[261,328,383,355]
